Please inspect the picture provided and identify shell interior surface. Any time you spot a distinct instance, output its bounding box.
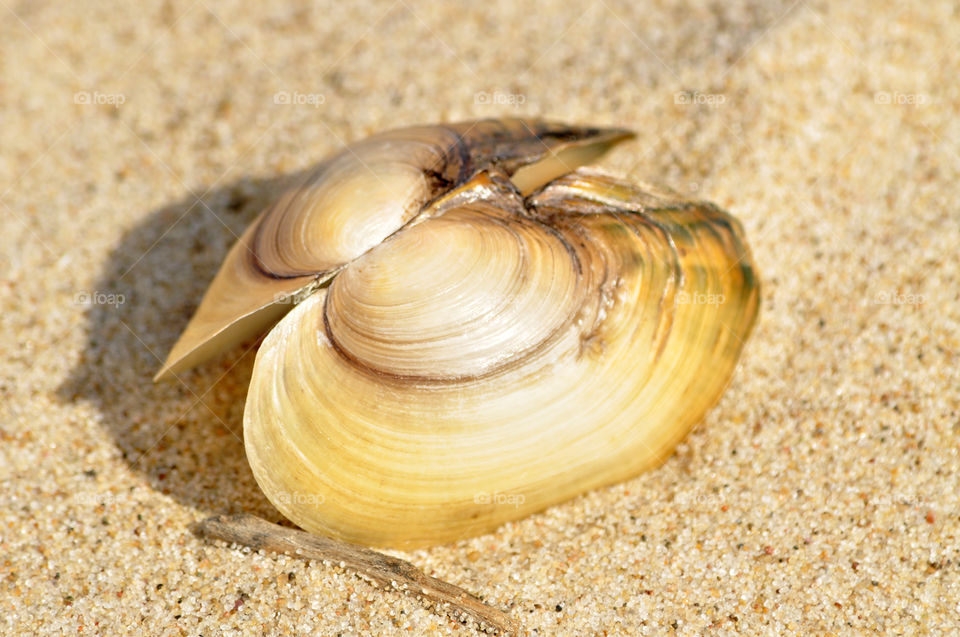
[158,119,760,549]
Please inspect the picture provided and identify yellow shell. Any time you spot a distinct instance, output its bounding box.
[158,119,759,549]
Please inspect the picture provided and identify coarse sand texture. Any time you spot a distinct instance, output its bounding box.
[2,1,959,635]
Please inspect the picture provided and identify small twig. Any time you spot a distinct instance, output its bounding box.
[192,514,519,634]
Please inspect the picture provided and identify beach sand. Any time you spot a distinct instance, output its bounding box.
[2,0,958,634]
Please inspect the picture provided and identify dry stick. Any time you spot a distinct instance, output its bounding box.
[192,514,519,634]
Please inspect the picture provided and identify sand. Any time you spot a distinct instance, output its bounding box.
[2,0,959,634]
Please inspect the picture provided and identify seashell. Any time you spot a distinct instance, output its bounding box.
[158,119,759,548]
[155,120,633,379]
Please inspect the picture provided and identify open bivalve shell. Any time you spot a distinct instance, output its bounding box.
[158,119,759,548]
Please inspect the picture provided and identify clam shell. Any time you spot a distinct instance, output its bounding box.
[155,120,633,379]
[158,120,759,548]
